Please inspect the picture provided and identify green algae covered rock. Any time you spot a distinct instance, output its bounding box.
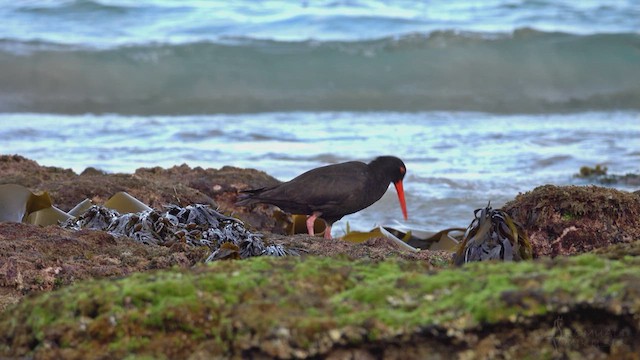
[1,253,639,359]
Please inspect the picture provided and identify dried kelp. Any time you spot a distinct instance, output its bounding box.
[453,204,532,265]
[341,227,421,252]
[205,237,292,262]
[0,183,296,261]
[62,204,297,261]
[0,184,72,225]
[391,226,464,251]
[341,225,463,252]
[63,205,120,231]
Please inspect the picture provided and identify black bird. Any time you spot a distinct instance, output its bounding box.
[236,156,408,239]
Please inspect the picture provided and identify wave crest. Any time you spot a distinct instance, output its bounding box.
[1,30,639,114]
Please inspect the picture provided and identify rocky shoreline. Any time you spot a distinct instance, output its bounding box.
[1,154,639,358]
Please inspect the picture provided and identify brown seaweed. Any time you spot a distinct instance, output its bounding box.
[62,203,298,261]
[453,204,532,265]
[0,183,296,261]
[574,164,640,186]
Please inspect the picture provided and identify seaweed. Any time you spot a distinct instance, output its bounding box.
[0,184,72,225]
[574,164,640,186]
[62,204,298,261]
[454,204,532,265]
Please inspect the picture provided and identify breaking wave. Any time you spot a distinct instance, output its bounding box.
[1,29,639,114]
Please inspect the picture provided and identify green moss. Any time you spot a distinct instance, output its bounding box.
[605,282,626,296]
[109,336,152,353]
[561,212,574,221]
[1,253,640,358]
[430,254,453,268]
[27,305,58,341]
[123,355,159,360]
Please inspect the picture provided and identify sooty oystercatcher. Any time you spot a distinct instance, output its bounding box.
[236,156,408,239]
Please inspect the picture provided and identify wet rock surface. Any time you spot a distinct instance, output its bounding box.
[1,155,639,358]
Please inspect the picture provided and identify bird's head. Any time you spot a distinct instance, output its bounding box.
[370,156,408,220]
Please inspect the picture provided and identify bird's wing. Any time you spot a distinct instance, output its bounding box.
[238,161,372,217]
[285,162,368,210]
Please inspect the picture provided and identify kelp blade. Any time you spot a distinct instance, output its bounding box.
[0,184,53,223]
[103,192,153,214]
[341,227,386,243]
[68,199,93,217]
[26,206,74,226]
[406,228,464,251]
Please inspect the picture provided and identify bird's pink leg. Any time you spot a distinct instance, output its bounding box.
[306,212,321,236]
[307,212,332,238]
[323,224,332,239]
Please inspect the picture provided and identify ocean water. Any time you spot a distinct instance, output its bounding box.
[1,1,639,236]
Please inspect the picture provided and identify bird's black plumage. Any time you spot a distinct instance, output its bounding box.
[237,156,408,238]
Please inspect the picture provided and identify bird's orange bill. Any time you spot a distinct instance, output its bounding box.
[393,180,408,220]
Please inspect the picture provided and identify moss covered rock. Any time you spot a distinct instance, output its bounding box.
[1,253,639,359]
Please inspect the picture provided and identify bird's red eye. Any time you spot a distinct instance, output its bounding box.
[399,166,406,174]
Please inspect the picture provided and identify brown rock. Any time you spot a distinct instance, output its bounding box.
[0,222,209,311]
[503,184,640,257]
